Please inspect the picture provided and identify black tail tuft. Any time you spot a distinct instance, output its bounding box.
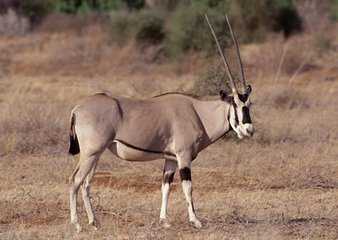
[69,134,80,155]
[68,113,80,155]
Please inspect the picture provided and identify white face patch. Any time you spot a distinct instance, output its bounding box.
[229,95,254,139]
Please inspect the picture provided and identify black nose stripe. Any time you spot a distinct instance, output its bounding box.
[242,106,251,124]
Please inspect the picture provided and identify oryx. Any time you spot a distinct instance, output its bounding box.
[68,15,254,232]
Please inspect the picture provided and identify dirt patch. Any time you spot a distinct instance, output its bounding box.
[93,170,338,195]
[92,171,167,193]
[92,171,263,194]
[0,199,67,228]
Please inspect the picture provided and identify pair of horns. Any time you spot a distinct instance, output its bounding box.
[205,14,247,95]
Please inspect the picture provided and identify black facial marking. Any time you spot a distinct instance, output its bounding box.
[163,171,175,184]
[238,93,249,102]
[242,106,252,124]
[179,167,191,181]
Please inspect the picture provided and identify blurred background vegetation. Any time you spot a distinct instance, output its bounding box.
[0,1,337,161]
[0,0,336,58]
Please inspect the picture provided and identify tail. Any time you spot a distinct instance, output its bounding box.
[68,111,80,155]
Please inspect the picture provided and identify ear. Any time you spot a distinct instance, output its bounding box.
[219,90,227,100]
[246,85,252,95]
[238,85,252,102]
[219,90,232,102]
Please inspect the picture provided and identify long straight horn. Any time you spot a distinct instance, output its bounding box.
[205,14,237,94]
[225,15,246,90]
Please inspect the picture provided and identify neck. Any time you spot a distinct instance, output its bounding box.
[193,98,231,144]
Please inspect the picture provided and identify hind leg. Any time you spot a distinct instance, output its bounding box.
[81,161,98,229]
[159,159,177,228]
[69,153,100,233]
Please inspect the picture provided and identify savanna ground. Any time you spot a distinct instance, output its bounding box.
[1,12,338,240]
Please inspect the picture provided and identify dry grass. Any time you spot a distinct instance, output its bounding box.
[0,20,338,240]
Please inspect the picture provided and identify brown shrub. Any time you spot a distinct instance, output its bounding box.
[192,63,228,96]
[263,86,311,110]
[37,12,108,33]
[244,34,324,81]
[296,0,331,32]
[0,9,30,36]
[0,100,67,155]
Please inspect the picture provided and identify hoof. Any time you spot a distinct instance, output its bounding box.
[89,221,99,231]
[75,223,82,233]
[159,218,171,228]
[190,219,202,229]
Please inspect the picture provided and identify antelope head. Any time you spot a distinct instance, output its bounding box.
[205,14,254,139]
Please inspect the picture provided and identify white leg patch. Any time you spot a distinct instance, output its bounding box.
[160,183,170,219]
[181,180,202,228]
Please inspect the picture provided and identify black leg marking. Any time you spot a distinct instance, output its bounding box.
[179,167,191,181]
[163,171,175,184]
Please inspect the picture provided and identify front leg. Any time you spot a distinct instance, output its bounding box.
[177,155,202,229]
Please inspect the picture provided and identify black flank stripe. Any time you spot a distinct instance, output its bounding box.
[115,139,176,157]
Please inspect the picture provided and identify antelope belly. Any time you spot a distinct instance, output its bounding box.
[111,141,164,161]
